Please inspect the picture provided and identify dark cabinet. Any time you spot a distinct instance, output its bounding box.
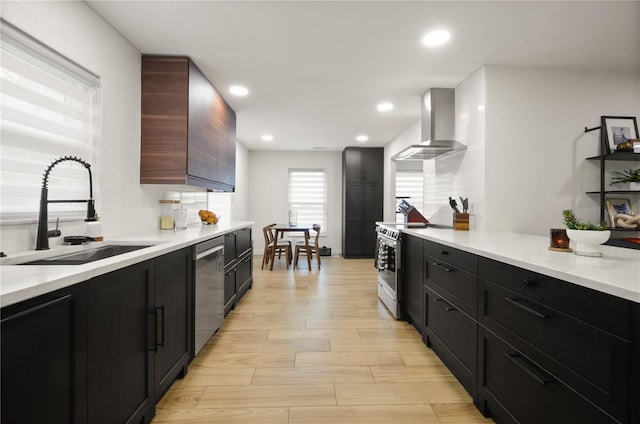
[154,247,192,401]
[342,147,383,258]
[223,228,253,315]
[402,234,424,333]
[141,55,236,192]
[478,257,633,423]
[88,261,155,424]
[1,284,88,424]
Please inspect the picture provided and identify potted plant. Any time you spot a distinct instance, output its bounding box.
[562,210,609,257]
[610,168,640,191]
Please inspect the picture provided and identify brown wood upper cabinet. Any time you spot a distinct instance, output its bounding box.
[141,56,236,191]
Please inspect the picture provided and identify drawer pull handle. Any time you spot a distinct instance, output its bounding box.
[505,353,553,386]
[505,297,548,319]
[432,262,453,272]
[433,297,457,312]
[441,250,449,255]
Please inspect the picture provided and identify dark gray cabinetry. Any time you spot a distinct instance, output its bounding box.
[342,147,383,258]
[154,247,192,400]
[402,234,424,333]
[223,228,253,315]
[1,284,88,424]
[478,257,633,424]
[88,260,155,424]
[422,239,479,400]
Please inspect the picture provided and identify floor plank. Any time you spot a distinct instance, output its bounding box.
[289,405,440,424]
[198,384,336,408]
[251,366,374,386]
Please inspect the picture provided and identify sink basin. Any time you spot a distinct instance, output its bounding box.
[20,245,153,265]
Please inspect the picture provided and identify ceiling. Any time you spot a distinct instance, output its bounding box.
[87,1,640,152]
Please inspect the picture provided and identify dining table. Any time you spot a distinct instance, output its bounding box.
[270,223,314,271]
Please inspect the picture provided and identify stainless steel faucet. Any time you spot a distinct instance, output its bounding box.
[35,156,96,250]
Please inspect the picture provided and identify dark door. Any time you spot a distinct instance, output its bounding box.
[1,285,88,424]
[154,248,192,400]
[88,261,154,424]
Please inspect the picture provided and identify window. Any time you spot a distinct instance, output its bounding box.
[288,169,327,232]
[0,20,101,221]
[395,172,424,223]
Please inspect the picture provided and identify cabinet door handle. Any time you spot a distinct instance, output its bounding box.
[441,250,449,255]
[432,262,454,272]
[505,353,553,386]
[149,308,159,353]
[157,305,165,348]
[505,297,548,319]
[1,294,71,324]
[433,297,457,312]
[523,278,535,287]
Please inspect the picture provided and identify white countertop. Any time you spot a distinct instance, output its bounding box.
[401,228,640,303]
[0,221,253,308]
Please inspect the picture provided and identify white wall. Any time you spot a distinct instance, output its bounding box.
[0,1,249,254]
[248,150,342,255]
[484,65,640,235]
[383,120,420,221]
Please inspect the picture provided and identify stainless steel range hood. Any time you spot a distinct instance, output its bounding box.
[392,88,467,161]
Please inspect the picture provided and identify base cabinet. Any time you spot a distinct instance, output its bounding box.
[154,247,192,401]
[1,284,88,424]
[224,228,253,316]
[479,327,619,424]
[411,236,638,424]
[88,260,155,424]
[402,234,423,333]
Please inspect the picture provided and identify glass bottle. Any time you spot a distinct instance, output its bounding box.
[159,200,177,230]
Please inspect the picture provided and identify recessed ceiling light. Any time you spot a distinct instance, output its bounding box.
[377,102,394,112]
[422,30,451,47]
[356,135,369,142]
[229,85,249,96]
[261,134,274,141]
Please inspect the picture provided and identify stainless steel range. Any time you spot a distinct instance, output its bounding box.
[375,225,401,319]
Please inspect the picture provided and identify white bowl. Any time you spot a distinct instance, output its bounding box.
[566,229,610,257]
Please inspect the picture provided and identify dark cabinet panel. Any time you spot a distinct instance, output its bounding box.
[88,261,155,424]
[1,285,88,424]
[141,55,235,192]
[424,283,477,398]
[425,255,478,318]
[479,328,619,424]
[154,247,192,401]
[402,234,424,333]
[223,228,253,315]
[480,278,630,421]
[342,148,383,258]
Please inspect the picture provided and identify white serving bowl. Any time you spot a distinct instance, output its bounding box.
[566,229,610,257]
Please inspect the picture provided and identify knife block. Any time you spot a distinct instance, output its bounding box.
[404,207,429,224]
[453,213,469,231]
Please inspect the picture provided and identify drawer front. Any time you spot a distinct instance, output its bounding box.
[480,279,630,421]
[425,255,477,317]
[479,257,630,340]
[424,240,477,274]
[424,284,477,395]
[479,328,619,424]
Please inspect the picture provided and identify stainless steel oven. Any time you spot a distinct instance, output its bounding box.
[375,225,401,319]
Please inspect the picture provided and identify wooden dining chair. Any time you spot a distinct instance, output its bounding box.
[261,223,292,269]
[294,224,321,269]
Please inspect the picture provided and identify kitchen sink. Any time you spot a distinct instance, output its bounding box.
[19,244,153,265]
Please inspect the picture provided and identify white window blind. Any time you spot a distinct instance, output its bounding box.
[395,171,424,223]
[288,169,327,232]
[0,20,101,221]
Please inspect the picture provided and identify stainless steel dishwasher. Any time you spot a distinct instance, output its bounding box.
[194,237,224,355]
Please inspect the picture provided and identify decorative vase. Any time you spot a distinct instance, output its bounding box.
[566,229,610,257]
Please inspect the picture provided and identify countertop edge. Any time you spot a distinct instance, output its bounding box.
[0,222,254,308]
[401,228,640,303]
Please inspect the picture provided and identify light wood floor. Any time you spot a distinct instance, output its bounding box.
[152,257,494,424]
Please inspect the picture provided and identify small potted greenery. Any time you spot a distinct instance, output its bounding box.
[562,210,609,257]
[610,168,640,191]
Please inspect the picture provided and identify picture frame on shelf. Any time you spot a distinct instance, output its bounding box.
[601,116,639,154]
[605,198,632,228]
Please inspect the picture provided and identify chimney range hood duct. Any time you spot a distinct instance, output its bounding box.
[392,88,467,161]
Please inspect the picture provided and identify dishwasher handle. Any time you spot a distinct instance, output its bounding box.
[195,244,223,261]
